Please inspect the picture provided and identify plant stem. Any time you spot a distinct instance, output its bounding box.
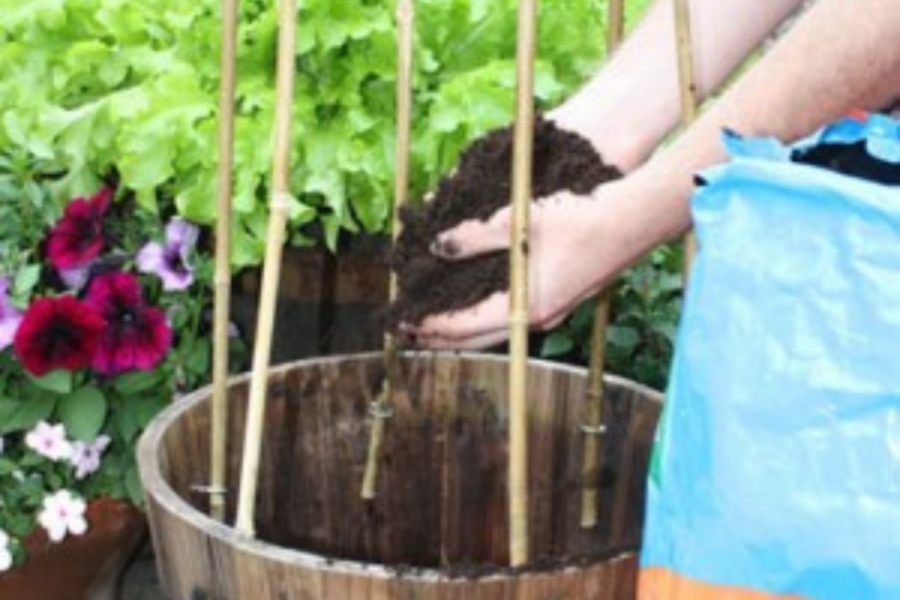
[234,0,296,538]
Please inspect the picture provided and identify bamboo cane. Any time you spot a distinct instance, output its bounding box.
[360,0,414,501]
[208,0,239,523]
[606,0,625,51]
[580,0,625,530]
[673,0,699,277]
[580,290,611,528]
[234,0,297,537]
[508,0,538,568]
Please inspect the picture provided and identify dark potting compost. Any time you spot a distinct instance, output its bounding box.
[793,141,900,185]
[387,118,621,327]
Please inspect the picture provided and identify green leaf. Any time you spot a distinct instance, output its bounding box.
[12,264,40,297]
[534,63,566,103]
[184,338,210,375]
[58,387,108,441]
[7,514,34,538]
[136,397,168,429]
[287,194,316,224]
[0,395,56,434]
[27,370,72,394]
[125,463,144,505]
[571,300,596,330]
[2,111,28,147]
[607,325,640,352]
[0,457,17,476]
[541,331,574,357]
[114,370,165,394]
[115,404,140,443]
[175,171,216,224]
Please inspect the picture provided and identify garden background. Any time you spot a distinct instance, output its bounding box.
[0,0,675,392]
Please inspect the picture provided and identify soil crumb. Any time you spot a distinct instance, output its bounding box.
[387,117,621,328]
[388,543,637,581]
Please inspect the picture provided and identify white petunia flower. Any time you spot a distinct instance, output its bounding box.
[25,422,73,462]
[0,529,12,572]
[70,435,111,480]
[38,490,88,543]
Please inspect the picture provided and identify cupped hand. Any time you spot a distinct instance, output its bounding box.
[407,185,628,349]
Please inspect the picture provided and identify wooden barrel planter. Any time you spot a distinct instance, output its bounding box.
[139,352,660,600]
[231,240,390,363]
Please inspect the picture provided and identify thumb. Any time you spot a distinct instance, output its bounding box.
[430,206,512,260]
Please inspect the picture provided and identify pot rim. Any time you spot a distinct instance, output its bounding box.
[138,351,663,582]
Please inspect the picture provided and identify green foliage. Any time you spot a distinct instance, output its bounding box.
[541,245,684,391]
[0,154,231,568]
[0,0,630,263]
[0,391,56,435]
[0,153,64,293]
[58,387,108,441]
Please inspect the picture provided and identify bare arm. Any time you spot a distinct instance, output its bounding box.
[618,0,900,250]
[414,0,900,348]
[550,0,807,171]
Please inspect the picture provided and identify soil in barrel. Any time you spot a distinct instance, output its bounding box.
[386,117,621,328]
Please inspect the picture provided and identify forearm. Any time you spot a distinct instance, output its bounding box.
[605,0,900,277]
[411,0,898,346]
[550,0,806,171]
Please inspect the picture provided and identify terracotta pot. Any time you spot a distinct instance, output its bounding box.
[0,498,147,600]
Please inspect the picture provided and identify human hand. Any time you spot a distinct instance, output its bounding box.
[404,186,627,350]
[386,117,620,332]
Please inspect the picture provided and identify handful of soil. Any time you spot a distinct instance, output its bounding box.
[387,117,621,328]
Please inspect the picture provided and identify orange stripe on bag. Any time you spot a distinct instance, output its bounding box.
[639,568,812,600]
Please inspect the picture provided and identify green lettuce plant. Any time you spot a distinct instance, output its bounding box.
[0,0,631,263]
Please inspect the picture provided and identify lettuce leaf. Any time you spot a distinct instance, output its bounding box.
[0,0,649,264]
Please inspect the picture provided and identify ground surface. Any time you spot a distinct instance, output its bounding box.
[121,545,168,600]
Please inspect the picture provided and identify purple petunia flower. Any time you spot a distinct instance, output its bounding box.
[58,265,92,291]
[0,277,23,351]
[136,219,199,291]
[85,272,171,375]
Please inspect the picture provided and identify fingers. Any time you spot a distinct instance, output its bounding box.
[404,189,607,350]
[412,304,571,351]
[430,207,512,260]
[429,190,594,260]
[416,329,511,351]
[413,292,511,341]
[397,292,511,350]
[405,288,578,350]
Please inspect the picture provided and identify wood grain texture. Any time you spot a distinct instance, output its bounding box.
[139,353,661,600]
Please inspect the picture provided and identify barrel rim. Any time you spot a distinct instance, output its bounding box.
[137,351,663,582]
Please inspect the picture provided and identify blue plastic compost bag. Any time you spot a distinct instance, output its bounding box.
[639,114,900,600]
